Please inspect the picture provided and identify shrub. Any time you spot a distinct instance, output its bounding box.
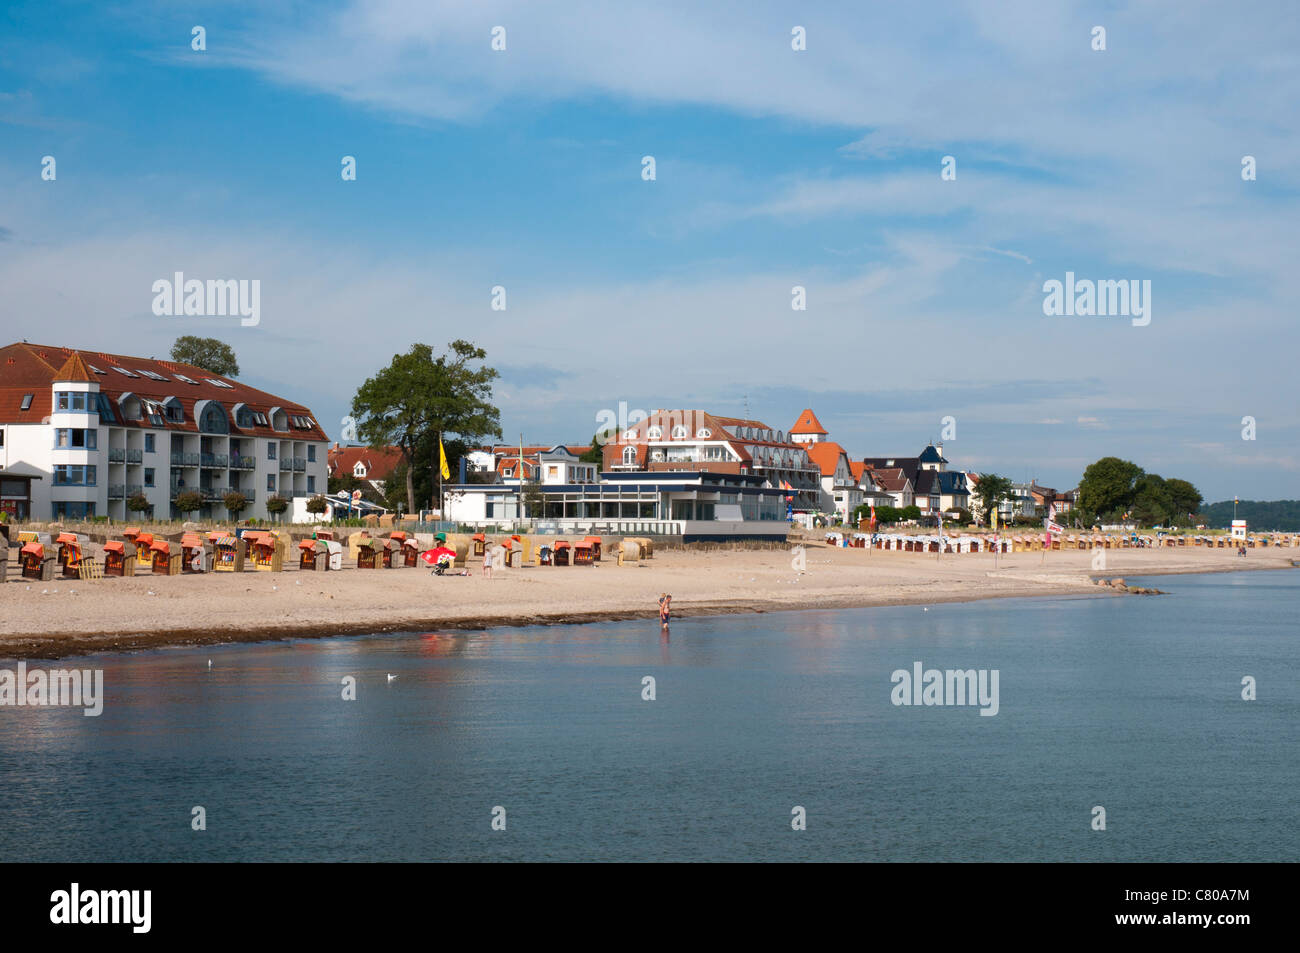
[223,491,248,517]
[127,493,153,514]
[174,491,204,515]
[306,494,329,516]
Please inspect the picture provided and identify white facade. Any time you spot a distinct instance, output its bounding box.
[2,373,328,522]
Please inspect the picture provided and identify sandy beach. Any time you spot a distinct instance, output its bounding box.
[3,543,1295,660]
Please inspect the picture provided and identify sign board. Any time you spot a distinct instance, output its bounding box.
[1047,522,1064,535]
[351,490,363,504]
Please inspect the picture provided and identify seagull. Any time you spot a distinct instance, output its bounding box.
[386,674,397,683]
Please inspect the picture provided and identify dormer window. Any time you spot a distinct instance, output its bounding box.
[671,425,688,439]
[696,428,711,438]
[622,446,636,465]
[646,426,662,440]
[353,463,366,478]
[623,429,637,441]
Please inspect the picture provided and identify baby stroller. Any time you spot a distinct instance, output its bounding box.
[431,552,455,575]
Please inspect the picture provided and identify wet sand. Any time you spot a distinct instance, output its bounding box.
[2,544,1294,660]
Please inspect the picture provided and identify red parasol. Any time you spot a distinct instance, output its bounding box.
[419,546,457,567]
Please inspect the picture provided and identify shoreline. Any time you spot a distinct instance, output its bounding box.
[4,547,1294,661]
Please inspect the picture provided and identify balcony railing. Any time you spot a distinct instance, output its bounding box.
[171,452,200,467]
[126,483,144,496]
[200,453,229,468]
[108,448,125,463]
[126,449,143,464]
[229,456,255,471]
[108,484,125,499]
[292,457,306,471]
[279,458,292,471]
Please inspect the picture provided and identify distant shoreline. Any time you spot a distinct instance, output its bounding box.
[3,547,1294,662]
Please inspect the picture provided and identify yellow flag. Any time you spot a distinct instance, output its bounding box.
[439,438,451,480]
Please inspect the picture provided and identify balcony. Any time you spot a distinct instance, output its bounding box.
[108,448,126,463]
[171,452,200,467]
[200,453,229,468]
[126,483,144,496]
[108,484,125,499]
[279,458,292,471]
[229,455,255,471]
[126,449,143,464]
[292,457,306,472]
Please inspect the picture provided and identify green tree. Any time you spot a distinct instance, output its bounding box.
[521,479,544,517]
[265,495,289,521]
[1077,457,1145,521]
[127,493,153,516]
[223,491,248,519]
[174,491,204,517]
[900,505,922,522]
[306,494,329,516]
[1129,474,1172,526]
[1164,478,1203,521]
[350,341,502,514]
[170,336,240,377]
[579,434,603,464]
[972,473,1014,525]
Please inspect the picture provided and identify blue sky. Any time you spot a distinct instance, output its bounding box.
[2,0,1297,500]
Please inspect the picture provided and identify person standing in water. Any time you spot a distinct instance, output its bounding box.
[658,593,672,627]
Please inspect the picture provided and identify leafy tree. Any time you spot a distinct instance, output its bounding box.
[350,341,501,514]
[1130,474,1172,526]
[170,336,239,377]
[972,473,1013,525]
[306,494,329,516]
[1077,457,1144,520]
[174,491,204,516]
[223,491,248,518]
[265,495,289,521]
[1164,478,1202,520]
[579,434,603,464]
[127,493,153,515]
[900,505,922,522]
[521,479,545,517]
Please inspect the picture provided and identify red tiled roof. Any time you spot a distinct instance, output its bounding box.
[54,352,95,383]
[328,445,404,480]
[0,342,328,440]
[805,441,848,477]
[790,408,827,435]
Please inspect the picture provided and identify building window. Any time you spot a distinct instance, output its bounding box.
[96,393,117,423]
[199,403,229,434]
[165,399,184,423]
[307,475,316,492]
[696,428,711,438]
[671,425,688,439]
[144,468,156,487]
[622,446,636,465]
[307,445,316,462]
[267,474,275,492]
[53,465,96,486]
[646,426,662,439]
[268,443,277,460]
[54,428,97,450]
[55,391,89,412]
[144,433,155,453]
[20,394,34,411]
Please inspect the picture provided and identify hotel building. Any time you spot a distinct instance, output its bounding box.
[0,342,329,521]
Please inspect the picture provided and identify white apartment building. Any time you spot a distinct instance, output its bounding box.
[0,343,329,522]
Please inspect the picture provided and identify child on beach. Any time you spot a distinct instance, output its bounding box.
[658,593,672,627]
